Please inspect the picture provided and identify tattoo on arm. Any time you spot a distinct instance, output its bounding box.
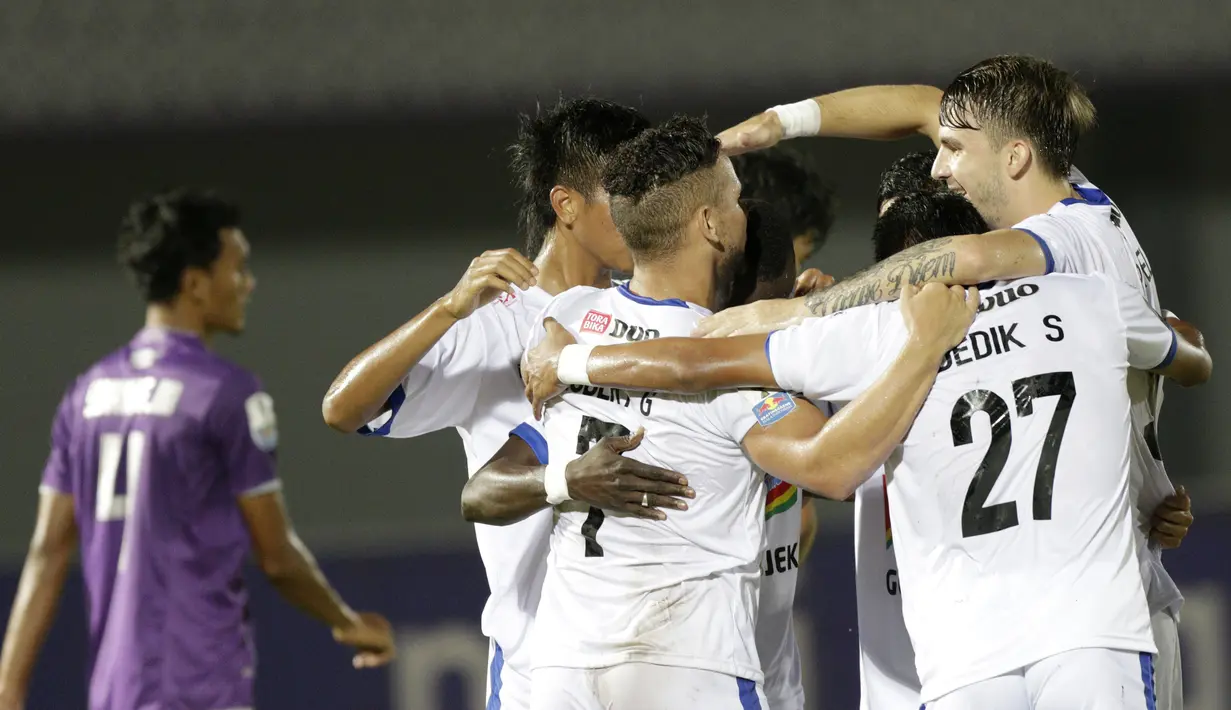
[803,237,959,316]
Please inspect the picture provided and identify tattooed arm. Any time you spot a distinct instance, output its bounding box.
[694,230,1048,336]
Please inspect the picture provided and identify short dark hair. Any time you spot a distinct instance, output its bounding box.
[877,150,944,210]
[509,97,651,256]
[731,148,836,250]
[602,115,723,261]
[730,199,796,306]
[872,191,988,262]
[939,54,1096,179]
[117,188,241,303]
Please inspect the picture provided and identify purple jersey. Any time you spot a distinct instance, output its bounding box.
[41,328,280,710]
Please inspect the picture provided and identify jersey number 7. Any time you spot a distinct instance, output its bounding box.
[951,372,1076,538]
[575,415,631,557]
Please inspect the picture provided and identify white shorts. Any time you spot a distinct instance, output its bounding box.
[487,641,533,710]
[926,648,1156,710]
[531,663,768,710]
[1151,609,1182,710]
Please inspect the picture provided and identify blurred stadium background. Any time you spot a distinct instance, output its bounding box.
[1,1,1228,708]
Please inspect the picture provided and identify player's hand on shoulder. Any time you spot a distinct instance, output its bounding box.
[1150,485,1194,549]
[522,317,574,420]
[792,268,835,297]
[566,428,694,521]
[717,111,784,156]
[439,248,538,320]
[693,298,806,338]
[333,611,396,669]
[900,283,979,355]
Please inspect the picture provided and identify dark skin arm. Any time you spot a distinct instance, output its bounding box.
[322,249,537,433]
[0,492,77,710]
[1160,317,1212,387]
[239,491,395,668]
[462,429,694,525]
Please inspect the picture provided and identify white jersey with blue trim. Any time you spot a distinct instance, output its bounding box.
[357,284,554,682]
[1015,169,1182,617]
[767,273,1170,702]
[515,283,766,681]
[756,469,805,710]
[853,472,921,710]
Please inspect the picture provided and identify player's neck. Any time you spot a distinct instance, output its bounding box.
[1003,175,1076,227]
[533,229,612,296]
[628,259,717,311]
[144,304,211,346]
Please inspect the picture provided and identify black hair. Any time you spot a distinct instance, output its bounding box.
[872,191,988,262]
[509,97,651,256]
[117,188,241,303]
[602,114,724,261]
[731,147,836,250]
[876,150,944,211]
[940,54,1096,179]
[730,199,797,306]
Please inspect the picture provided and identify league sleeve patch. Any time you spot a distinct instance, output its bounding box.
[243,392,279,452]
[580,310,612,334]
[751,391,796,427]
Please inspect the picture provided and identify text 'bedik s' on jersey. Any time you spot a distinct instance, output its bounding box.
[1015,169,1181,617]
[767,273,1176,703]
[513,283,766,682]
[354,284,553,687]
[40,327,281,710]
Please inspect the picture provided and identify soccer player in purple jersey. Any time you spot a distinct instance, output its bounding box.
[0,189,394,710]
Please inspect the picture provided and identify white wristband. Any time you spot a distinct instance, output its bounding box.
[768,100,822,140]
[544,460,572,505]
[557,344,594,386]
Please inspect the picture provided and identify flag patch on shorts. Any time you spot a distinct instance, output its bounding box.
[752,391,796,427]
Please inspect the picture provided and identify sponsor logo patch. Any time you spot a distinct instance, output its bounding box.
[752,391,796,427]
[580,310,612,334]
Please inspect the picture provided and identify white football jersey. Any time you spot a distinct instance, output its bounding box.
[521,283,765,681]
[757,471,805,710]
[1016,169,1182,616]
[853,473,921,710]
[358,284,553,678]
[768,273,1170,702]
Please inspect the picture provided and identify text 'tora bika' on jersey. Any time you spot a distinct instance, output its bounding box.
[356,284,553,680]
[767,273,1174,703]
[1016,168,1180,616]
[41,328,281,710]
[515,283,766,682]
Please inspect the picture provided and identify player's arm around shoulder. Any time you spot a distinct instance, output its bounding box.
[322,248,538,433]
[462,425,693,525]
[694,229,1046,337]
[742,284,978,500]
[522,316,777,419]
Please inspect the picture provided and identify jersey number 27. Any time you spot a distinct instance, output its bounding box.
[575,415,631,557]
[951,372,1076,538]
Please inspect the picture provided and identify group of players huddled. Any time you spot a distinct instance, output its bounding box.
[0,54,1210,710]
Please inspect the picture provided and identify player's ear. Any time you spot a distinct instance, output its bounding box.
[180,267,211,305]
[550,185,580,228]
[698,205,722,251]
[1005,140,1031,180]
